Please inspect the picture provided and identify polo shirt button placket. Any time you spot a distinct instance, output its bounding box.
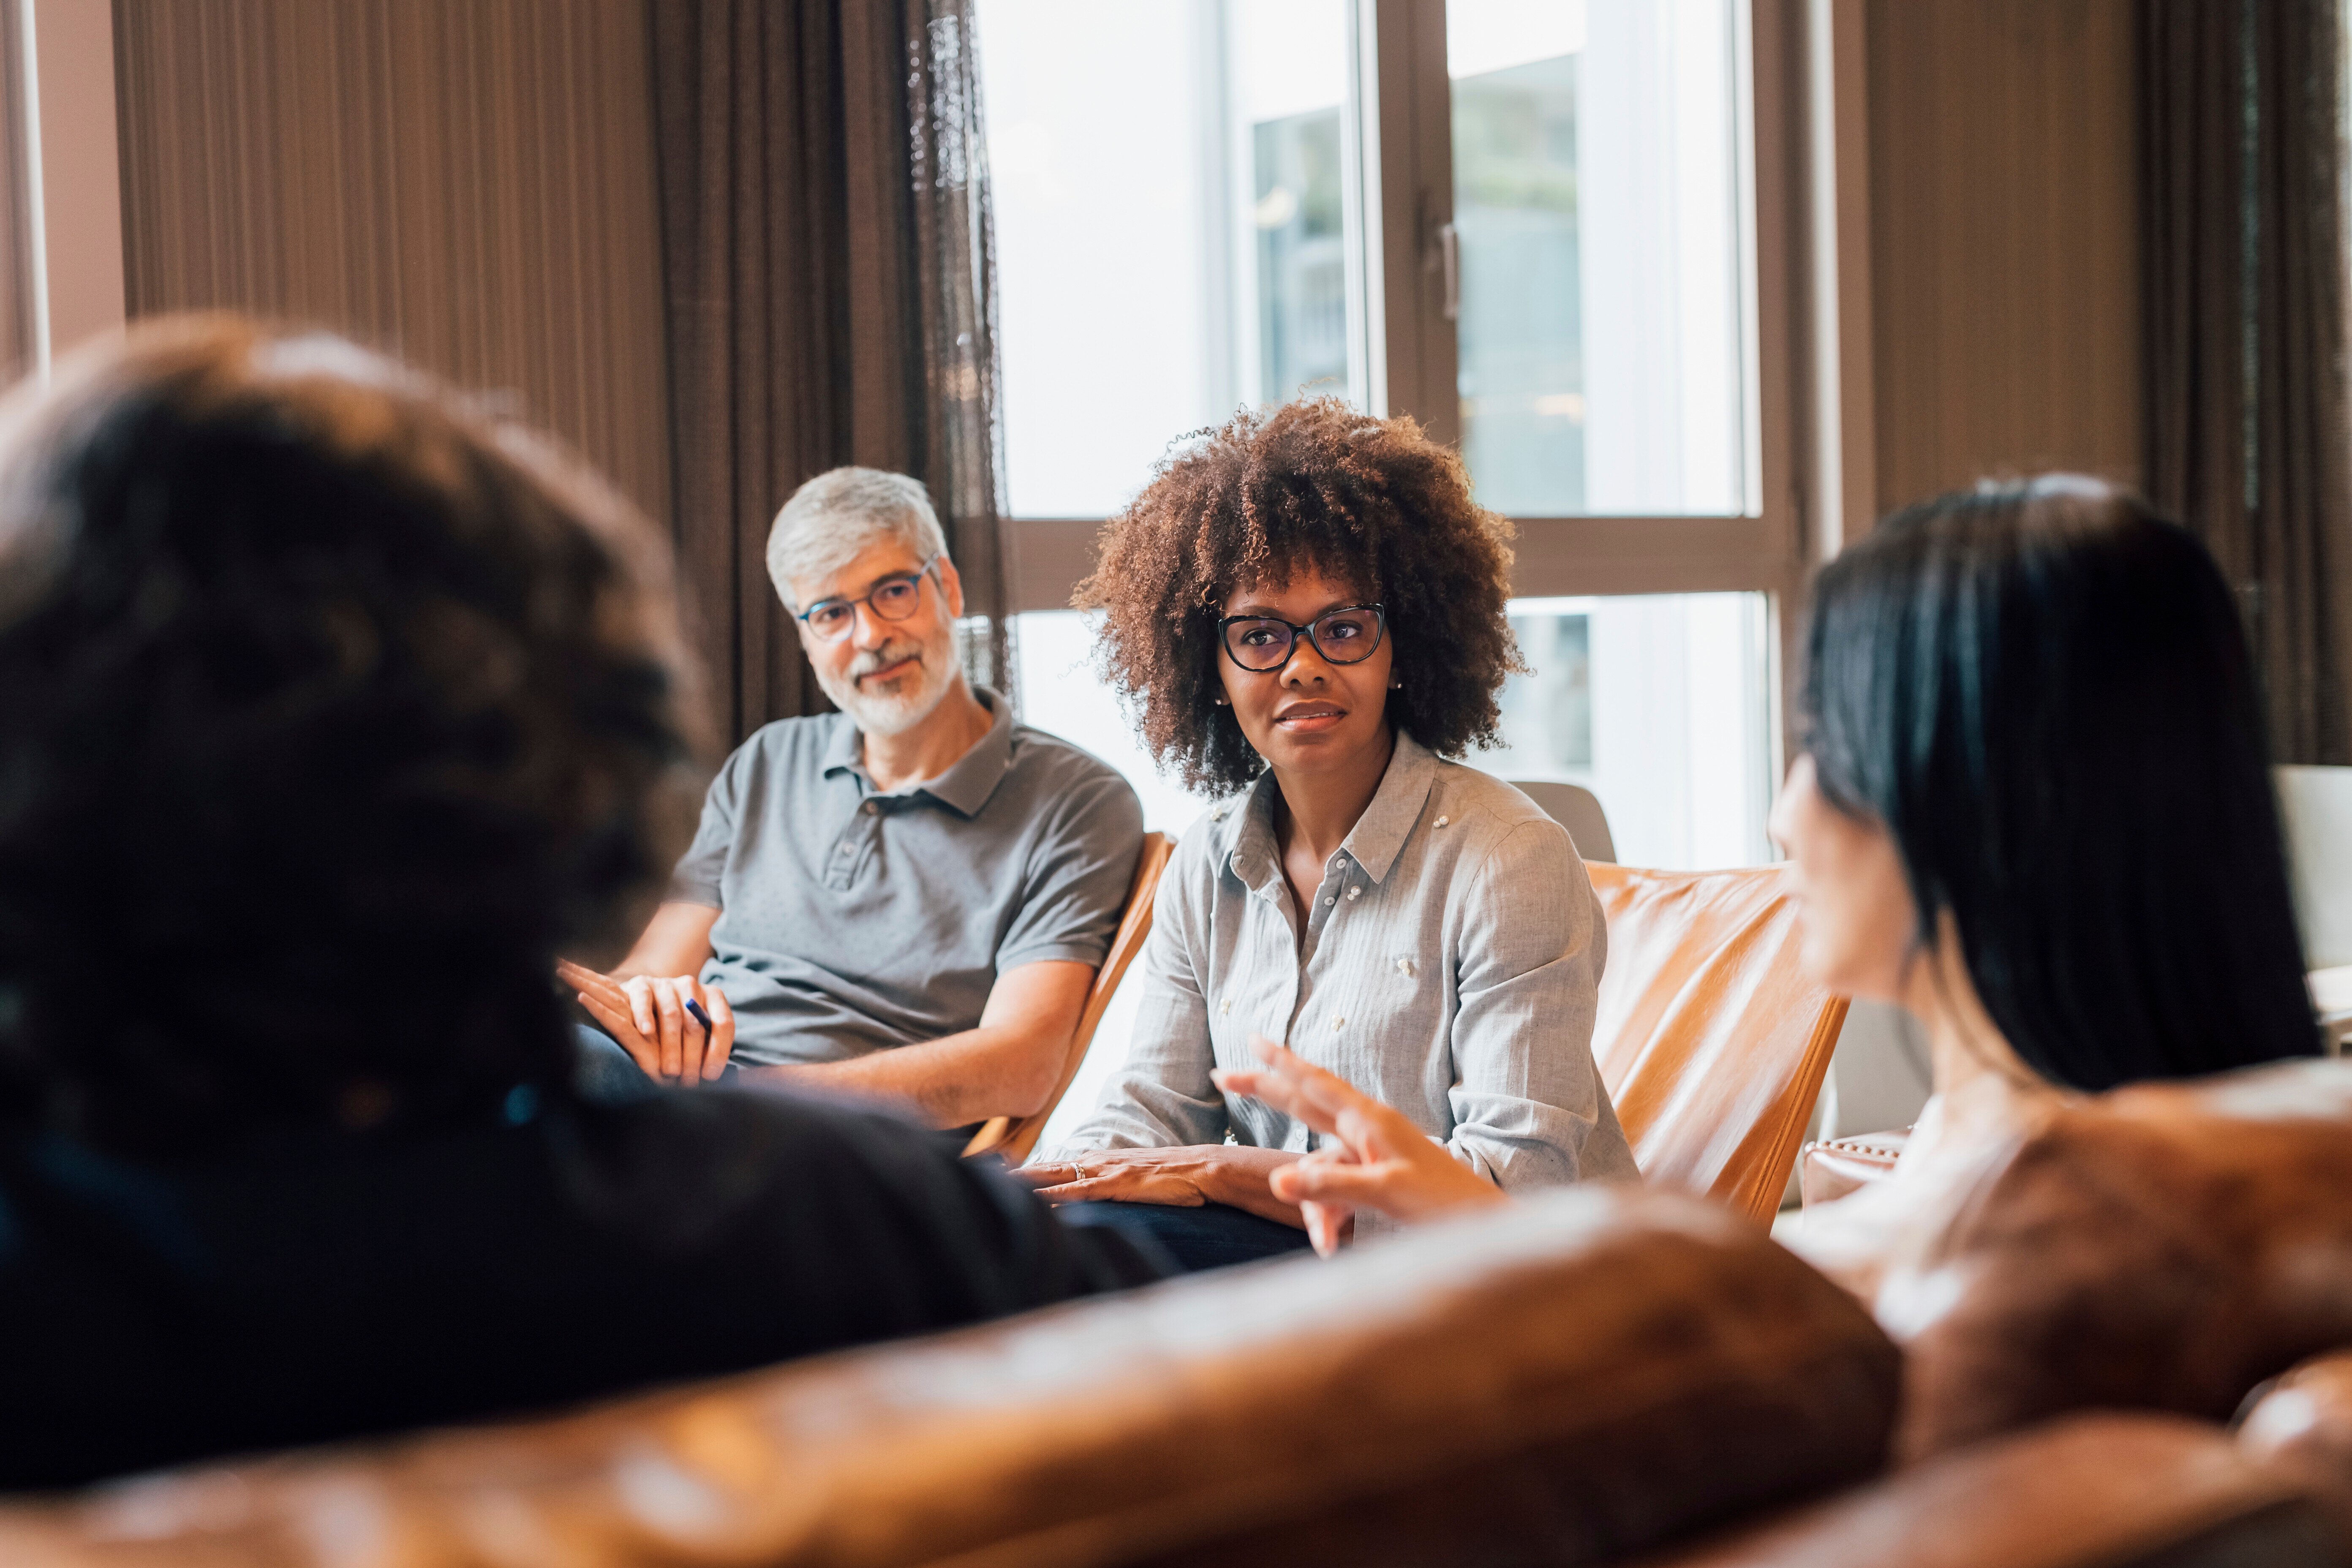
[833,798,882,888]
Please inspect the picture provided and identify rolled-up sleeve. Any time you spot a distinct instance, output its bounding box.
[1443,819,1622,1190]
[995,771,1145,974]
[1053,833,1229,1152]
[667,752,742,908]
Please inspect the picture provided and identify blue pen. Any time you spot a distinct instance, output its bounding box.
[684,997,714,1036]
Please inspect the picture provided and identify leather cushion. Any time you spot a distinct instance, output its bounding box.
[1632,1413,2344,1568]
[0,1188,1898,1568]
[1586,864,1848,1222]
[1886,1059,2352,1459]
[2239,1348,2352,1548]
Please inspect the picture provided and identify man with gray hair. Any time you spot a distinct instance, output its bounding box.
[564,467,1144,1130]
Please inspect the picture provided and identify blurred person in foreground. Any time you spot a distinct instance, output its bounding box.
[1220,476,2320,1286]
[0,319,1162,1493]
[1022,400,1638,1272]
[563,466,1143,1129]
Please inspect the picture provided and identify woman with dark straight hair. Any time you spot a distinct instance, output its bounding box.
[1218,476,2321,1278]
[1797,472,2315,1090]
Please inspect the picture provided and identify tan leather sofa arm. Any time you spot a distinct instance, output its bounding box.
[1631,1413,2344,1568]
[2240,1348,2352,1548]
[0,1189,1896,1568]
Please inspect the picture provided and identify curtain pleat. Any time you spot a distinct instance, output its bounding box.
[2141,0,2352,764]
[649,0,1013,747]
[111,0,672,531]
[0,0,32,384]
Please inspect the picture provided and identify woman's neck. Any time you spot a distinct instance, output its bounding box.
[1901,933,2058,1156]
[1270,723,1396,866]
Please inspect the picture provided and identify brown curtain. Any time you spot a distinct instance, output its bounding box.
[649,0,1012,748]
[110,0,672,525]
[0,0,31,384]
[2142,0,2352,764]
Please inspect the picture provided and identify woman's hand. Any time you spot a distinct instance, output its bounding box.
[1214,1035,1508,1254]
[1018,1145,1306,1227]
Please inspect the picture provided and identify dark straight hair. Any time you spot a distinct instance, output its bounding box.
[1802,475,2317,1091]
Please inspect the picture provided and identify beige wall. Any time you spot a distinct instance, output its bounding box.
[1862,0,2142,516]
[110,0,670,522]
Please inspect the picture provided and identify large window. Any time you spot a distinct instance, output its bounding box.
[980,0,1791,870]
[985,0,1371,519]
[1448,1,1750,516]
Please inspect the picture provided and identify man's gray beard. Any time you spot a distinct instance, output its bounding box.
[819,637,955,738]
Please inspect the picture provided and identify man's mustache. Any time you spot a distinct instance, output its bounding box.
[848,641,924,683]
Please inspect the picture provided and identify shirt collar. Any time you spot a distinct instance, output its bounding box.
[1337,730,1440,883]
[1213,728,1440,888]
[819,686,1015,819]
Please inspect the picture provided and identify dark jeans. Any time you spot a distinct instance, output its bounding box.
[1055,1200,1315,1274]
[571,1026,986,1153]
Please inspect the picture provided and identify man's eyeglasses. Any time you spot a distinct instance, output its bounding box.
[797,556,939,642]
[1217,604,1387,672]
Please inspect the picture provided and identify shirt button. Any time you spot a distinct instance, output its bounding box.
[1435,814,1450,828]
[863,801,879,815]
[1346,885,1362,901]
[1396,958,1415,976]
[1220,999,1232,1015]
[835,844,852,857]
[1324,896,1337,907]
[1331,1015,1346,1030]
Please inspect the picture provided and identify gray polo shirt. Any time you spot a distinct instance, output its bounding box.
[671,689,1145,1068]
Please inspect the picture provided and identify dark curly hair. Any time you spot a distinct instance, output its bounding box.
[0,316,705,1155]
[1077,399,1523,794]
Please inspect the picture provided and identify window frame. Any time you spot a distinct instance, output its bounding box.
[1001,0,1811,759]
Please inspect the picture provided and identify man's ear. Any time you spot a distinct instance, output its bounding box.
[936,555,966,619]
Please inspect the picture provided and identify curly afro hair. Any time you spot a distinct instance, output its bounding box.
[1076,399,1524,795]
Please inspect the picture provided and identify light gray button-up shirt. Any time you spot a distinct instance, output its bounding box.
[1059,732,1638,1206]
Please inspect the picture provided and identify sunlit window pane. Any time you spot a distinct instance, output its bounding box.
[1489,593,1773,868]
[1449,0,1750,516]
[979,0,1366,519]
[1014,612,1206,834]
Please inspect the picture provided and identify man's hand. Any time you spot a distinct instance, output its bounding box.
[557,958,734,1086]
[1017,1143,1306,1227]
[1213,1035,1506,1254]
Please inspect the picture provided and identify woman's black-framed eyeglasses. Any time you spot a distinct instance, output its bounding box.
[1217,604,1387,672]
[797,555,939,642]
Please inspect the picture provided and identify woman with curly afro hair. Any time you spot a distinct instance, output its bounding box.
[1023,401,1637,1270]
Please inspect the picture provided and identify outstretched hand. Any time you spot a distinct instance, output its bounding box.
[1213,1035,1506,1255]
[1016,1143,1308,1227]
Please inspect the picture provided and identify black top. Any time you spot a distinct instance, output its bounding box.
[0,1088,1160,1492]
